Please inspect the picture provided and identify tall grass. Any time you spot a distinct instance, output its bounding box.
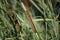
[0,0,60,40]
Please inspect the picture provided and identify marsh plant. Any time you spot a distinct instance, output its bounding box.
[0,0,60,40]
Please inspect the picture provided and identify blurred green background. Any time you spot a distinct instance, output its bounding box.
[0,0,60,40]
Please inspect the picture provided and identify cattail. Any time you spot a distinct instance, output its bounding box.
[7,3,21,33]
[23,0,37,33]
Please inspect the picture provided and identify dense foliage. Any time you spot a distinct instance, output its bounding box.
[0,0,60,40]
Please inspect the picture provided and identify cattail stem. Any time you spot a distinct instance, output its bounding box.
[23,0,44,39]
[25,11,37,32]
[23,0,37,33]
[5,0,21,33]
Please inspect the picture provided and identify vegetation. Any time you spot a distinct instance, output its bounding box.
[0,0,60,40]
